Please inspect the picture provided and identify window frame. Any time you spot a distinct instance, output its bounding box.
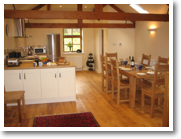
[63,28,82,53]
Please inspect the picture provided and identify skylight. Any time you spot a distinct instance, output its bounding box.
[130,4,149,14]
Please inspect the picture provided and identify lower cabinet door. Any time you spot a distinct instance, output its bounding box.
[23,69,41,100]
[4,70,24,91]
[58,68,75,97]
[40,69,59,98]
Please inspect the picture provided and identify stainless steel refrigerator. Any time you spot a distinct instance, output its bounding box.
[47,34,60,62]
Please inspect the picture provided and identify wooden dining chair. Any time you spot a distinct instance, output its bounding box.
[143,56,169,87]
[100,55,112,94]
[4,87,25,123]
[105,52,118,94]
[157,56,169,65]
[141,54,151,66]
[141,63,169,118]
[110,58,130,105]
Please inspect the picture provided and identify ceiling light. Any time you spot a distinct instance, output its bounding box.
[130,4,149,14]
[59,5,62,7]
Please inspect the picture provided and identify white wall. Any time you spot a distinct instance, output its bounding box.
[134,21,169,62]
[108,28,135,60]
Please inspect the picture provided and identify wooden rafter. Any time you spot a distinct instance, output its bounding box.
[47,4,51,10]
[31,4,46,10]
[4,10,169,21]
[94,4,103,12]
[25,23,135,28]
[77,4,82,24]
[109,4,135,24]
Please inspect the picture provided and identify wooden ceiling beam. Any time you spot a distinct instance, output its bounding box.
[109,4,135,24]
[109,4,124,13]
[47,4,51,10]
[77,4,82,24]
[25,23,135,28]
[94,4,103,12]
[31,4,46,10]
[4,10,169,21]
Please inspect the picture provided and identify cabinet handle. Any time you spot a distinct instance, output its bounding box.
[19,73,21,80]
[59,72,61,78]
[24,73,26,80]
[55,73,56,78]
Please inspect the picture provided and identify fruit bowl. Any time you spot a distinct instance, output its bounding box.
[42,60,51,64]
[40,57,51,64]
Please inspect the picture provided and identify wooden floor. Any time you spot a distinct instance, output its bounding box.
[4,71,163,127]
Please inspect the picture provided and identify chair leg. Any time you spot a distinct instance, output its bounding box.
[112,84,114,99]
[117,88,120,105]
[102,77,104,91]
[141,91,145,111]
[106,79,108,94]
[151,97,155,118]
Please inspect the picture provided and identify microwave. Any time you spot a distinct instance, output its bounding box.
[34,47,46,54]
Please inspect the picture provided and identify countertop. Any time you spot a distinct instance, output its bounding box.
[4,61,76,70]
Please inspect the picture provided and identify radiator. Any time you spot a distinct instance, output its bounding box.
[66,56,82,71]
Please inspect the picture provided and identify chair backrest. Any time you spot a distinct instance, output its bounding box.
[141,54,151,66]
[106,52,118,62]
[157,56,169,65]
[100,55,106,73]
[110,58,120,84]
[152,63,169,96]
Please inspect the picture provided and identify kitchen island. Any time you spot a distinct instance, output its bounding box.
[4,61,76,105]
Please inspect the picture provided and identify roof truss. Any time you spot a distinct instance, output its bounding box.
[4,4,169,28]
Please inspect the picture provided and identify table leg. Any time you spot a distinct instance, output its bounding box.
[129,76,136,108]
[17,100,22,123]
[22,94,25,114]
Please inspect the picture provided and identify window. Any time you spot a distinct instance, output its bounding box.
[63,28,82,52]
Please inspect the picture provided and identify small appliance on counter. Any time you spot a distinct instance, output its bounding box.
[34,47,46,54]
[9,51,21,59]
[28,46,33,56]
[7,58,20,67]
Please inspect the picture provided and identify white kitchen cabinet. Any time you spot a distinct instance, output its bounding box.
[5,66,76,104]
[57,68,75,98]
[4,70,23,91]
[22,69,41,100]
[40,67,75,99]
[4,69,41,100]
[40,68,59,98]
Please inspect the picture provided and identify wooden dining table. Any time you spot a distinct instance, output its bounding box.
[119,66,155,108]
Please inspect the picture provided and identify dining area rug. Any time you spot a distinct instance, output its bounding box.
[33,112,100,127]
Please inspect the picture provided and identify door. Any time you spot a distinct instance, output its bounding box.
[4,70,23,91]
[58,68,75,97]
[22,69,41,100]
[40,68,59,98]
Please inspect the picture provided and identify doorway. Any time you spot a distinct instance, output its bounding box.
[97,29,104,73]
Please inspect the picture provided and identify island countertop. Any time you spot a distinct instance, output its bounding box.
[4,61,76,70]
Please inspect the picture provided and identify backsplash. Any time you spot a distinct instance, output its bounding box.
[4,45,46,57]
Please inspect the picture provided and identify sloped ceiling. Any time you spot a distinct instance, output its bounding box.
[4,4,169,28]
[4,4,168,13]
